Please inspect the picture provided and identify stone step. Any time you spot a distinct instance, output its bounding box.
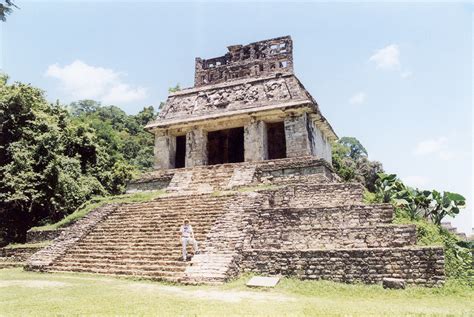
[83,232,209,239]
[82,233,210,241]
[62,253,194,262]
[58,253,226,262]
[52,260,188,272]
[64,249,235,257]
[73,243,205,251]
[248,225,417,249]
[61,250,234,261]
[97,220,219,227]
[103,215,222,222]
[77,240,206,247]
[47,191,231,281]
[257,204,393,226]
[48,265,185,279]
[0,261,24,269]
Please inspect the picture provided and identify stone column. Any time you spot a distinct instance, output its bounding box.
[185,128,208,167]
[244,120,268,162]
[154,131,176,169]
[284,113,312,157]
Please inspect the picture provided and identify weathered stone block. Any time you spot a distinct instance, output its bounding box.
[383,278,406,289]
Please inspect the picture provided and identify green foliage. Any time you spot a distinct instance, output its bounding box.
[374,173,466,225]
[395,214,473,283]
[362,189,377,203]
[331,141,356,181]
[0,0,17,22]
[372,172,471,284]
[331,137,383,191]
[168,83,181,93]
[374,173,406,204]
[0,76,158,243]
[427,190,466,226]
[338,136,368,160]
[69,100,157,171]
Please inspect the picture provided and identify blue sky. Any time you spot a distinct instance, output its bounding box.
[1,1,472,233]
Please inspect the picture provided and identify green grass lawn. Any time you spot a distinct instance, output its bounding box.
[0,268,472,316]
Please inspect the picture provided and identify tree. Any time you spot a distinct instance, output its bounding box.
[338,136,368,160]
[0,0,17,22]
[168,83,181,93]
[331,136,383,190]
[0,78,137,243]
[69,102,156,171]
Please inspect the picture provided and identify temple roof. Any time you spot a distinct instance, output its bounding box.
[145,36,337,141]
[145,74,337,140]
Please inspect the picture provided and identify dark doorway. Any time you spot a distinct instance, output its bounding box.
[266,122,286,159]
[175,135,186,168]
[207,127,244,165]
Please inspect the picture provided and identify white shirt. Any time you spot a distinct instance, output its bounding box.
[180,224,194,238]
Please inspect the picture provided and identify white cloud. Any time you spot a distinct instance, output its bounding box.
[349,92,366,105]
[102,83,147,105]
[45,60,147,105]
[369,44,400,70]
[401,70,413,78]
[413,137,455,160]
[402,175,430,188]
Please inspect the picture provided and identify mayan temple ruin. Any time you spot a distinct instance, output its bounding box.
[26,36,445,286]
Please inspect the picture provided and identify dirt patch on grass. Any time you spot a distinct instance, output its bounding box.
[0,280,69,289]
[126,283,294,303]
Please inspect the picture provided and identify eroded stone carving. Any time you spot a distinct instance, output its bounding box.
[160,77,294,120]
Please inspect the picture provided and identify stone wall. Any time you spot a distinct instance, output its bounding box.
[308,119,332,163]
[0,247,44,262]
[246,225,416,249]
[265,183,365,208]
[26,229,62,243]
[254,160,336,184]
[241,247,445,286]
[154,132,176,169]
[284,114,311,158]
[244,120,267,162]
[249,204,394,229]
[194,36,293,87]
[185,129,208,167]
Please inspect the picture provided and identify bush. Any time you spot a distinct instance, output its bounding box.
[395,210,473,284]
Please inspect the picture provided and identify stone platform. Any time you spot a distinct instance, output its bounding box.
[26,157,444,286]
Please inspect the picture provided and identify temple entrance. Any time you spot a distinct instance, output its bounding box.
[207,127,244,165]
[174,135,186,168]
[266,122,287,159]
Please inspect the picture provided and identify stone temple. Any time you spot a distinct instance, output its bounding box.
[146,36,335,170]
[27,36,445,286]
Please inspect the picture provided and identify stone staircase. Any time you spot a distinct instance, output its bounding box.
[126,156,335,193]
[167,164,240,193]
[45,194,233,282]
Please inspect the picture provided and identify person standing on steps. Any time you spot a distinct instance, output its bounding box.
[180,219,199,261]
